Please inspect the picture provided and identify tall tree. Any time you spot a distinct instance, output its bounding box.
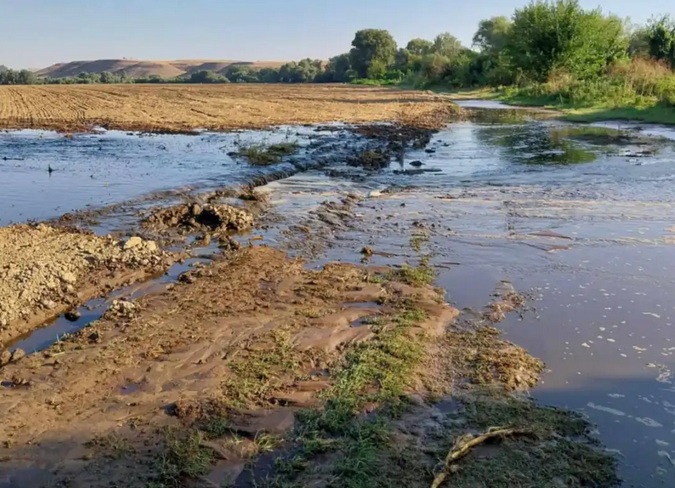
[406,38,433,56]
[432,33,464,59]
[473,17,511,53]
[506,0,627,81]
[349,29,397,78]
[646,16,675,67]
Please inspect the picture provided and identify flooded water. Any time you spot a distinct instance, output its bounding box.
[3,105,675,486]
[0,125,337,225]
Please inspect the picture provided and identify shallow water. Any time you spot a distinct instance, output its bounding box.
[0,125,335,225]
[3,108,675,486]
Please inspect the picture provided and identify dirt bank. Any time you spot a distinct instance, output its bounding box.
[0,244,618,488]
[0,224,172,346]
[0,84,457,133]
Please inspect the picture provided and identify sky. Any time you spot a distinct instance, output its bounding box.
[0,0,672,69]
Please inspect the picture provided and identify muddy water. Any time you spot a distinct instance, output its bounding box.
[260,110,675,487]
[3,107,675,486]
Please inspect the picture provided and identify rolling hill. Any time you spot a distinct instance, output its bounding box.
[35,59,286,79]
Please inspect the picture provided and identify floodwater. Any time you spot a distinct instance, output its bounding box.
[2,105,675,486]
[0,125,338,225]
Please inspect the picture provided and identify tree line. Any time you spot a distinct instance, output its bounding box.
[1,0,675,107]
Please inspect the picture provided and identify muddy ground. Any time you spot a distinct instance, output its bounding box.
[0,244,616,488]
[0,110,621,487]
[0,224,173,346]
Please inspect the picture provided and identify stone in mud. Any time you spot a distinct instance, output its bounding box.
[123,236,144,250]
[11,348,25,362]
[65,310,81,322]
[59,271,77,284]
[0,349,11,366]
[144,240,158,252]
[361,246,374,256]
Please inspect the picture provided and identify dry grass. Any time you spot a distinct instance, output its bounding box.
[0,84,452,133]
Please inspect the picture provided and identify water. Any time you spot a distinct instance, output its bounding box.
[0,125,336,225]
[3,107,675,486]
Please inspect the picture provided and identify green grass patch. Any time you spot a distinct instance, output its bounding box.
[387,260,435,286]
[152,428,214,488]
[237,141,300,166]
[222,329,303,408]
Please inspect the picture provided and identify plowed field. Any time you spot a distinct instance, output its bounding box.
[0,84,449,132]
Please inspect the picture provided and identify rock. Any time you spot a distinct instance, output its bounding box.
[0,349,11,366]
[59,272,77,284]
[11,348,26,362]
[410,160,424,167]
[361,246,374,256]
[64,310,81,322]
[123,236,144,250]
[144,240,158,253]
[40,299,56,310]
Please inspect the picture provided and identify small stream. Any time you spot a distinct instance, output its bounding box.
[2,104,675,486]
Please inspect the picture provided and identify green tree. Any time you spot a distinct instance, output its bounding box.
[258,67,281,83]
[322,53,352,82]
[224,65,259,83]
[646,16,675,67]
[349,29,397,78]
[99,71,119,83]
[506,0,628,81]
[16,69,37,84]
[473,17,511,53]
[406,38,433,56]
[432,33,464,58]
[189,70,228,83]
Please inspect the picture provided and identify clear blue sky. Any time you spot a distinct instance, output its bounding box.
[0,0,672,69]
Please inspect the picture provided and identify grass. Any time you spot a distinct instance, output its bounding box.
[387,258,435,286]
[152,428,214,488]
[85,433,135,460]
[222,328,304,408]
[446,391,620,488]
[237,141,300,166]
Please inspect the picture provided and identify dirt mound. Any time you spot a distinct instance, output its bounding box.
[0,223,171,343]
[142,203,254,235]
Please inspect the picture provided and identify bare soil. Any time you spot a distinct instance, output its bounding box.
[0,224,172,346]
[0,84,455,133]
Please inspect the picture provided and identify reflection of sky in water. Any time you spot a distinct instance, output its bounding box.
[0,126,326,225]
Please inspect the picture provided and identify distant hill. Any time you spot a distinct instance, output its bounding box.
[35,59,287,79]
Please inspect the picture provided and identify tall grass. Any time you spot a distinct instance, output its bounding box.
[503,58,675,109]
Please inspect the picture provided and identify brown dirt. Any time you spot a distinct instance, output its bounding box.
[142,203,254,236]
[0,84,456,133]
[0,224,173,345]
[0,246,458,487]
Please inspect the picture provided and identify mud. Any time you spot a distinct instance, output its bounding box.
[0,223,172,345]
[141,202,254,238]
[0,246,458,487]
